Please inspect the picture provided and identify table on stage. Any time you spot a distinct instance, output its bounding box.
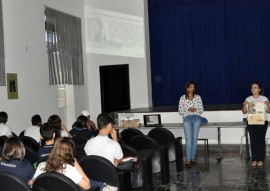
[116,122,250,161]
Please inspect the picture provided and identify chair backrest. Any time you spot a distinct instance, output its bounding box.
[120,128,144,144]
[72,136,88,146]
[12,132,18,137]
[129,135,161,173]
[24,145,38,165]
[79,155,119,187]
[120,143,143,188]
[0,172,31,191]
[75,144,87,161]
[148,127,176,161]
[32,172,81,191]
[19,130,25,137]
[20,136,40,153]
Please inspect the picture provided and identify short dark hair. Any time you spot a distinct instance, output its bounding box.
[3,137,25,161]
[40,123,55,141]
[76,115,88,129]
[97,113,114,130]
[251,82,264,95]
[31,114,42,126]
[0,111,8,124]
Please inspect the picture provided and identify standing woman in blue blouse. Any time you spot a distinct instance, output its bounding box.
[179,81,204,168]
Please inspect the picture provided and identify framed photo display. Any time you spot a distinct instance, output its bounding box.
[247,102,265,125]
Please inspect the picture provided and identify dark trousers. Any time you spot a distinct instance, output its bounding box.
[247,121,268,161]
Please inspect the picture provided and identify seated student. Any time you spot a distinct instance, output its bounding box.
[81,110,97,132]
[38,123,55,162]
[33,137,104,190]
[84,113,123,167]
[24,114,42,143]
[0,111,12,137]
[0,137,35,183]
[70,115,93,140]
[47,115,71,138]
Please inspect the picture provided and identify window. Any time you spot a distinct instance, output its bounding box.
[45,7,84,85]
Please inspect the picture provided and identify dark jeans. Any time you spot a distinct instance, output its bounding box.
[247,121,268,161]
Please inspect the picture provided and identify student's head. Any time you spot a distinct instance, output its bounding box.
[251,82,263,95]
[0,111,8,124]
[47,115,62,137]
[2,137,25,161]
[44,137,75,173]
[185,81,196,98]
[40,123,55,142]
[31,114,42,126]
[97,113,114,134]
[81,110,91,121]
[76,115,88,129]
[47,115,61,128]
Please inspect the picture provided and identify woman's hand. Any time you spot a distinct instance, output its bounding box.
[188,107,196,112]
[265,101,270,113]
[111,128,118,142]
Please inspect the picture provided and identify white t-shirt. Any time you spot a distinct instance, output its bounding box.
[245,95,269,120]
[33,162,82,184]
[61,130,69,137]
[84,135,123,165]
[24,126,41,143]
[0,123,12,137]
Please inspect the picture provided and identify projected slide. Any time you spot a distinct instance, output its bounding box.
[85,7,145,58]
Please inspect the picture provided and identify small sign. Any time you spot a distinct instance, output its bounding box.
[7,73,18,99]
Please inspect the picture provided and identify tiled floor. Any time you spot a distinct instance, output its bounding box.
[134,145,270,191]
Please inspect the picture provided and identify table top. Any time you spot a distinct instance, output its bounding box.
[115,121,247,130]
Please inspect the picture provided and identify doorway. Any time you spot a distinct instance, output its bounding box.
[100,64,131,113]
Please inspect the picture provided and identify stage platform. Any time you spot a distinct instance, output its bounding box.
[119,104,242,113]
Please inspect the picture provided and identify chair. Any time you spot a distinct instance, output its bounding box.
[0,171,31,191]
[148,127,184,172]
[20,136,40,153]
[79,155,131,191]
[121,143,153,191]
[12,132,17,137]
[79,155,119,187]
[32,172,93,191]
[24,145,38,165]
[129,135,170,185]
[120,128,144,144]
[19,130,25,137]
[75,144,87,161]
[72,136,88,146]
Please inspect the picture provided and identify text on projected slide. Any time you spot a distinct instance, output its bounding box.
[85,7,145,58]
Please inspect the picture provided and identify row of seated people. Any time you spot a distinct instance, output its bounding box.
[0,113,127,191]
[0,110,98,144]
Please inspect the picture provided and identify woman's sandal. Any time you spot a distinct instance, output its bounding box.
[257,161,264,167]
[251,161,257,167]
[185,161,193,168]
[191,160,197,166]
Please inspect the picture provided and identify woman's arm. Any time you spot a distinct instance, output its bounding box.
[74,159,90,190]
[242,101,248,114]
[61,124,72,138]
[178,96,187,117]
[196,96,204,114]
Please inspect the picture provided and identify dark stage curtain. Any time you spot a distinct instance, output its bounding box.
[148,0,270,106]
